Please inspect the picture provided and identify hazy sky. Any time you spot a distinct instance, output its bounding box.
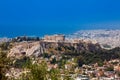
[0,0,120,37]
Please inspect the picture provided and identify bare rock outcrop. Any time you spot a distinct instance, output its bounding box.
[7,42,46,58]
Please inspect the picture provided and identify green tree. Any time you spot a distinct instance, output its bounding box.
[0,51,10,80]
[29,61,48,80]
[49,68,60,80]
[105,66,114,71]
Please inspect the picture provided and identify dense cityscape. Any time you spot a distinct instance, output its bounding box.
[67,30,120,49]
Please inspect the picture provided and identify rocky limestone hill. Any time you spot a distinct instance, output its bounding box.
[7,41,102,58]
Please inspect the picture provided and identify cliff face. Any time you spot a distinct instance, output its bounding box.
[8,42,45,58]
[7,41,102,58]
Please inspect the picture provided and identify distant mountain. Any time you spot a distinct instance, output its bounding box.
[67,29,120,49]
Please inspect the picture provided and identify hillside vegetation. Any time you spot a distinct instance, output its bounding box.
[0,41,120,79]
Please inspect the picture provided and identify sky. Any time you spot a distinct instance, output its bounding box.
[0,0,120,37]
